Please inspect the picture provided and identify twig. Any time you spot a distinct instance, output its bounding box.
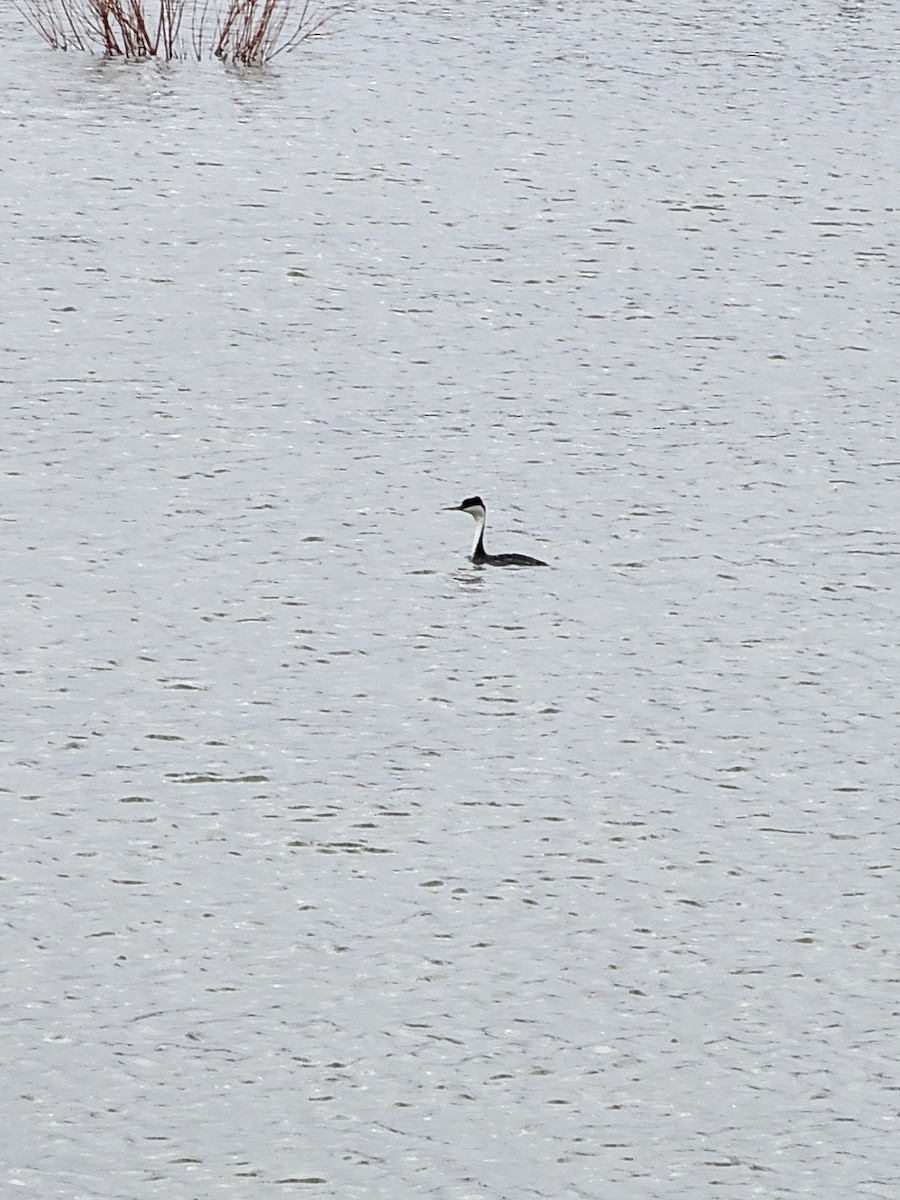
[16,0,350,64]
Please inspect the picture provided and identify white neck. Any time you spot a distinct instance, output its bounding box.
[469,507,486,559]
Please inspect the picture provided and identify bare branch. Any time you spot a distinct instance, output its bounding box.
[17,0,350,64]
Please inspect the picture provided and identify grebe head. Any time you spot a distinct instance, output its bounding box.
[444,496,486,521]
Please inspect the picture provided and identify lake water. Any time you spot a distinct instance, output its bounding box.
[2,2,899,1197]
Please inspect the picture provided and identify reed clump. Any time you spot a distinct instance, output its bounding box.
[15,0,349,65]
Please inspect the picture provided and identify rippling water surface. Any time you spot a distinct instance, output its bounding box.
[3,2,899,1197]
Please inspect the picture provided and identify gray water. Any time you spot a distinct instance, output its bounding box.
[2,1,899,1197]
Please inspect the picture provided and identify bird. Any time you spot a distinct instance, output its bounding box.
[444,496,548,567]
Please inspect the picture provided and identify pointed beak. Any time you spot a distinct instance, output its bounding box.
[442,505,461,512]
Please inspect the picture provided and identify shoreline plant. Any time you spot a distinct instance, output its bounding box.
[15,0,351,66]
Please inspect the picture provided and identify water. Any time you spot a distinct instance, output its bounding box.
[2,2,899,1197]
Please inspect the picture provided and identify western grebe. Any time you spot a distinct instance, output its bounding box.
[444,496,548,567]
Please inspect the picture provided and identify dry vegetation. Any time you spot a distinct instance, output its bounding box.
[15,0,350,65]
